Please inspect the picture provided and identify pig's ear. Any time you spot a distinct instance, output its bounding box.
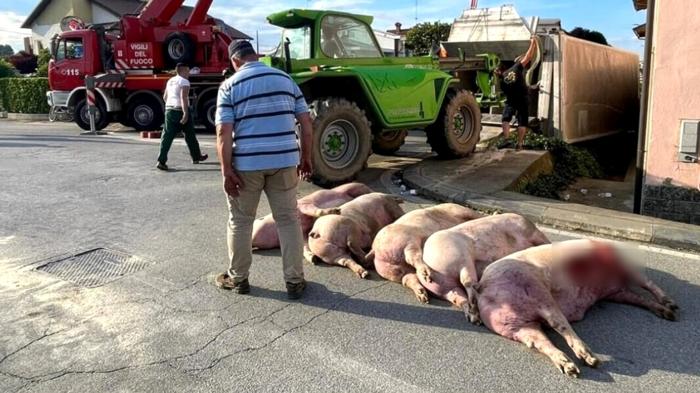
[309,231,320,239]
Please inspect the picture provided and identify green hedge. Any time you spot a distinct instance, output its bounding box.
[0,78,50,114]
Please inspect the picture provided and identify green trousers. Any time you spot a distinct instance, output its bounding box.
[157,109,202,164]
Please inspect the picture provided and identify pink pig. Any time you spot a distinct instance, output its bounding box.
[251,182,372,249]
[478,239,678,377]
[368,203,484,303]
[307,193,405,278]
[419,213,549,323]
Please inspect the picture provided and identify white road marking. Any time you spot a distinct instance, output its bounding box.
[539,227,700,261]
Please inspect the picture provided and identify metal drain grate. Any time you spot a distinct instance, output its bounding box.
[36,248,151,288]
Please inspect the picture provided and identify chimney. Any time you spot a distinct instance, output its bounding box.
[395,22,402,32]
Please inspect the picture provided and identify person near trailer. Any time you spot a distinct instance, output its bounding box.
[495,37,538,150]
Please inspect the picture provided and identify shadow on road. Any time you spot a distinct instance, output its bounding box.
[0,142,64,148]
[0,135,140,145]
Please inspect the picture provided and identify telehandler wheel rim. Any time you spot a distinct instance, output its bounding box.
[168,40,186,60]
[133,104,155,127]
[452,107,474,143]
[321,119,359,170]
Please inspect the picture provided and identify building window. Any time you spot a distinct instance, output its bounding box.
[679,120,700,163]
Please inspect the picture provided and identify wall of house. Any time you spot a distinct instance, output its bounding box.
[641,0,700,223]
[30,0,95,51]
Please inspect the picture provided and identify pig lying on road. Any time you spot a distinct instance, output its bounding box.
[252,182,372,249]
[420,213,549,323]
[369,203,484,303]
[308,193,404,278]
[478,239,679,377]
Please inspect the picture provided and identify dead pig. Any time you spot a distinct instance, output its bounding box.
[307,193,405,278]
[252,182,372,249]
[369,203,484,303]
[478,239,678,377]
[419,213,549,324]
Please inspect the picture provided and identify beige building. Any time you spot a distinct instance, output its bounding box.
[634,0,700,224]
[21,0,250,53]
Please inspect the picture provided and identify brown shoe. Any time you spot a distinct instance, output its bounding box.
[215,273,250,294]
[286,280,307,300]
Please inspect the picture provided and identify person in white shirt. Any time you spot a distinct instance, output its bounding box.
[157,63,208,170]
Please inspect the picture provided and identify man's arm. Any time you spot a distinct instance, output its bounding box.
[519,37,538,67]
[216,123,243,197]
[296,112,313,180]
[180,85,190,124]
[163,89,168,102]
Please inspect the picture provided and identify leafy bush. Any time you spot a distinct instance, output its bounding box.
[8,51,38,74]
[0,78,50,113]
[405,22,451,56]
[0,58,15,78]
[35,48,51,77]
[499,132,603,199]
[0,44,14,58]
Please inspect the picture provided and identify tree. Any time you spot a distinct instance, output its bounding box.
[568,27,609,46]
[35,48,51,77]
[8,51,38,74]
[0,58,15,78]
[0,44,14,58]
[405,22,451,56]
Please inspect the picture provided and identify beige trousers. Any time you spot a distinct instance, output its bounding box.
[226,166,304,284]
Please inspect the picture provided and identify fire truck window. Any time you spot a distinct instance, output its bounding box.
[321,16,381,58]
[55,40,66,61]
[65,39,84,59]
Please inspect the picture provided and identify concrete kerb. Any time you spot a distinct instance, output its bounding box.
[402,164,700,252]
[5,113,50,121]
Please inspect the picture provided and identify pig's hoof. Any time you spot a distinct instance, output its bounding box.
[581,353,600,368]
[661,297,679,311]
[417,265,432,283]
[658,307,678,321]
[558,361,580,378]
[468,313,482,326]
[415,290,429,304]
[357,270,369,279]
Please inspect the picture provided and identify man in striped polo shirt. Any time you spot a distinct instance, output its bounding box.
[214,40,313,299]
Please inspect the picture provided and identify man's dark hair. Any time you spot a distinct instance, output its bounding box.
[228,40,256,60]
[176,62,189,71]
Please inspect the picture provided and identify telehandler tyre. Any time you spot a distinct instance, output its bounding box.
[372,129,407,156]
[309,98,372,186]
[427,90,481,158]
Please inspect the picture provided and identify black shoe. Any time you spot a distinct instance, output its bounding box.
[156,161,168,171]
[215,274,250,294]
[286,280,307,300]
[192,154,208,164]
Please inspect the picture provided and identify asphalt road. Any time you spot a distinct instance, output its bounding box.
[1,122,699,393]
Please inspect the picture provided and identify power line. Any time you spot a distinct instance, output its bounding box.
[0,29,31,36]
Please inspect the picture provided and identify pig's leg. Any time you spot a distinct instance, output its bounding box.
[513,325,581,377]
[402,273,429,304]
[625,269,679,311]
[336,257,369,279]
[444,287,481,325]
[538,308,600,368]
[459,265,481,325]
[347,233,369,267]
[404,242,433,283]
[606,288,677,321]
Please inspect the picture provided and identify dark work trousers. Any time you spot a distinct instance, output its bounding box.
[157,108,202,164]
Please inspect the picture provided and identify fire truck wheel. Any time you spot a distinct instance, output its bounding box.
[127,97,164,131]
[164,33,195,68]
[75,99,109,131]
[198,98,217,132]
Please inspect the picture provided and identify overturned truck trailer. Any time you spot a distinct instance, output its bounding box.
[444,5,640,143]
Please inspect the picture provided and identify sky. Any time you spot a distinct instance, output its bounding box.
[0,0,645,55]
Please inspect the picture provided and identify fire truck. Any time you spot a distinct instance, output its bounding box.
[47,0,234,131]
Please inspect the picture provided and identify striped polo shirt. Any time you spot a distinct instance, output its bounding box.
[215,61,309,171]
